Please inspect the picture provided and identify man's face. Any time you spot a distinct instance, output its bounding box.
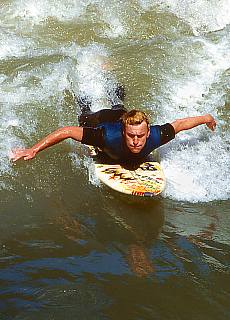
[123,121,150,154]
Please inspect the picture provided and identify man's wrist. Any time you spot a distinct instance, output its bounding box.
[204,114,212,123]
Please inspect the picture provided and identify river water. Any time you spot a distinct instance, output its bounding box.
[0,0,229,319]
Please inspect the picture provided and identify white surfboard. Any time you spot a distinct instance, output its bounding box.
[88,147,166,197]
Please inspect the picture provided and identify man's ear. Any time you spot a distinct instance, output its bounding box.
[147,127,150,138]
[122,125,126,136]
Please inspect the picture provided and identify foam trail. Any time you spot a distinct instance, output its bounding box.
[76,45,109,111]
[75,44,121,112]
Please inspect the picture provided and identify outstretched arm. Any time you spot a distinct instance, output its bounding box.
[11,126,83,162]
[171,114,216,134]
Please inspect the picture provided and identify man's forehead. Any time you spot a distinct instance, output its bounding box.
[125,122,149,132]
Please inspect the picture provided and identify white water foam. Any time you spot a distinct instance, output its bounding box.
[97,0,127,38]
[75,44,122,111]
[0,0,127,39]
[0,0,89,25]
[75,45,109,111]
[0,38,114,188]
[0,28,36,59]
[150,34,230,202]
[139,0,230,34]
[161,135,230,202]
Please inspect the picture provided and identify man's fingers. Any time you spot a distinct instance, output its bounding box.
[9,150,22,161]
[12,156,20,162]
[24,155,33,160]
[211,121,217,131]
[207,120,216,131]
[10,148,33,162]
[12,155,24,162]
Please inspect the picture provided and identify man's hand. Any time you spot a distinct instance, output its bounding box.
[205,114,216,131]
[10,148,37,162]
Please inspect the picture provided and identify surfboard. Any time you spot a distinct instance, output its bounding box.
[88,147,166,197]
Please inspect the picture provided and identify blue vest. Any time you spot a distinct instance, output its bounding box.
[97,121,162,162]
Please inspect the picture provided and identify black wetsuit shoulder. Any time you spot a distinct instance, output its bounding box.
[81,126,105,148]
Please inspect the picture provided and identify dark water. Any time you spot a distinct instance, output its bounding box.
[0,0,230,319]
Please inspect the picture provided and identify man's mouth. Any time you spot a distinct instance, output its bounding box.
[130,146,141,152]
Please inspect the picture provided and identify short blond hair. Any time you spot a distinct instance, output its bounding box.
[122,109,150,128]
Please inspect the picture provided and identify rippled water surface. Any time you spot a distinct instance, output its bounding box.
[0,0,230,319]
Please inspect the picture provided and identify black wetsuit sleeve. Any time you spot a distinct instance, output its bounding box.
[81,127,105,148]
[160,123,175,145]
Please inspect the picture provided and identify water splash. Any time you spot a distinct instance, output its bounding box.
[146,28,230,202]
[161,135,230,202]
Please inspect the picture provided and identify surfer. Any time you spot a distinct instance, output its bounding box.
[10,88,216,163]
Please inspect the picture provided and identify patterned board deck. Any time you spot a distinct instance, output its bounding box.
[94,161,166,197]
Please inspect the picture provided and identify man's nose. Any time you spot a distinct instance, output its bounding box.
[133,136,138,144]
